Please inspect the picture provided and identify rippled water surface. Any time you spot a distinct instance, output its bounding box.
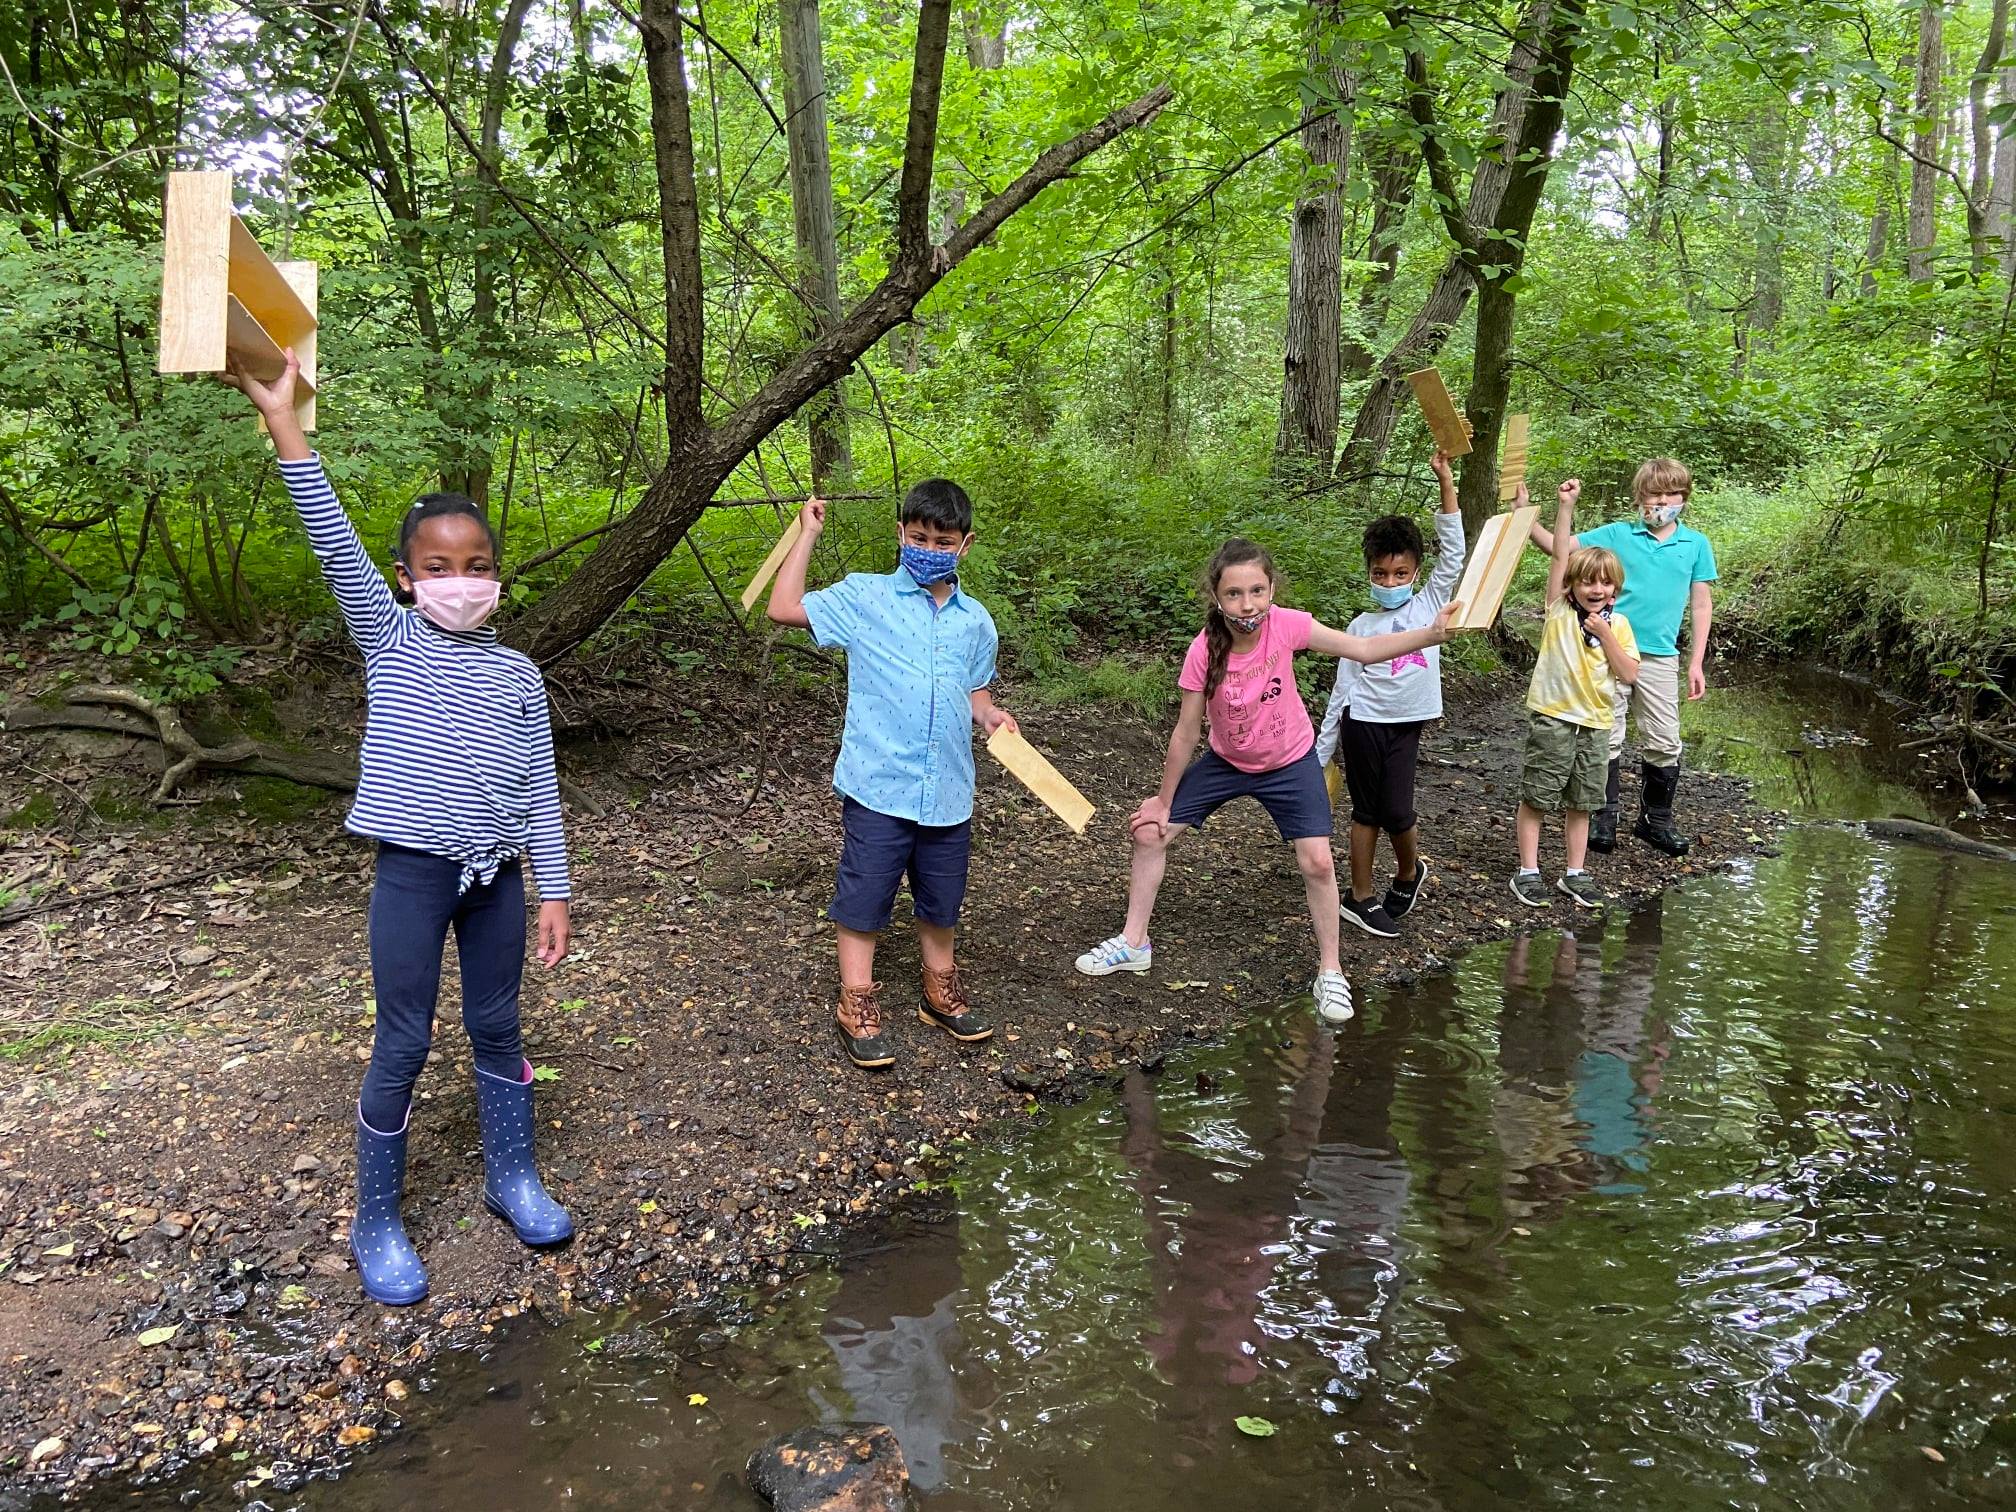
[220,818,2016,1512]
[94,670,2016,1511]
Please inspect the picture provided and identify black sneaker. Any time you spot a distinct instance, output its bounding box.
[1383,858,1430,919]
[1509,870,1549,908]
[1340,894,1400,938]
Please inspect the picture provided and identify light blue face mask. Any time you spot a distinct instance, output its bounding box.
[1370,581,1415,610]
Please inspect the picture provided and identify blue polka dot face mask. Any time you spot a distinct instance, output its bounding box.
[900,541,962,585]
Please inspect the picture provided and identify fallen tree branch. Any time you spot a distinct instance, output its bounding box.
[3,685,606,815]
[0,863,236,927]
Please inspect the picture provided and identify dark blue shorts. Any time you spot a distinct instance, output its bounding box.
[1167,745,1333,842]
[828,797,973,933]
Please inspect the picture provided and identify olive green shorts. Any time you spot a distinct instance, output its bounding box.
[1521,711,1609,813]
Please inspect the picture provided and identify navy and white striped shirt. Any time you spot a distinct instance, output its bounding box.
[278,456,570,901]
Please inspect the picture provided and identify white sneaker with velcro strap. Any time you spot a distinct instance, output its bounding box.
[1313,970,1355,1024]
[1075,934,1152,976]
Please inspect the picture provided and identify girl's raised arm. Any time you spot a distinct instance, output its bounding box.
[228,351,400,655]
[1308,602,1459,665]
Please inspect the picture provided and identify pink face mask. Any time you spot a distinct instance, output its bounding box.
[410,575,501,632]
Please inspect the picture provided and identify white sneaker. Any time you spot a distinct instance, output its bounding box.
[1313,970,1354,1024]
[1075,934,1152,976]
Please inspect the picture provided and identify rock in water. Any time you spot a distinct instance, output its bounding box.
[746,1423,914,1511]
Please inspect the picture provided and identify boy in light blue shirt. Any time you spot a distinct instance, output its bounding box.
[768,482,1018,1069]
[1529,457,1716,855]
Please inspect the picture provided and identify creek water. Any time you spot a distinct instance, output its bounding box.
[115,669,2016,1510]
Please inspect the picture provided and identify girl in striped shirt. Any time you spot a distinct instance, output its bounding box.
[232,351,574,1306]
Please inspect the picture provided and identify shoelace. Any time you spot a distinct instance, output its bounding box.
[846,985,883,1035]
[929,966,970,1013]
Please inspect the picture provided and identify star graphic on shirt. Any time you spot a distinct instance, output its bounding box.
[1389,651,1428,674]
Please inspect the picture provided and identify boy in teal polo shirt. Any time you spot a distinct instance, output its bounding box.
[1530,457,1715,856]
[767,482,1018,1069]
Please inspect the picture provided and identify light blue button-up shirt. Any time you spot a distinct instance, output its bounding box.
[802,566,999,826]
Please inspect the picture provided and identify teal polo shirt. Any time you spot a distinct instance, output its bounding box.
[1577,519,1718,657]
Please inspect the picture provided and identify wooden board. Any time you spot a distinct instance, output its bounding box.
[1497,413,1530,503]
[739,513,803,611]
[159,170,319,430]
[274,259,317,432]
[1405,368,1473,457]
[987,726,1095,835]
[1447,505,1539,631]
[159,171,233,374]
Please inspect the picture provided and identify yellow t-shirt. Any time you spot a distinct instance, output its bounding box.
[1526,598,1637,729]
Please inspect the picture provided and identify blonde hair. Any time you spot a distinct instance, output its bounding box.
[1565,546,1624,593]
[1632,457,1693,502]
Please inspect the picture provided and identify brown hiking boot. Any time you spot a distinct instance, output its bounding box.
[918,963,994,1043]
[835,981,894,1069]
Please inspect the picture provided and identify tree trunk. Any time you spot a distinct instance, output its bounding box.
[963,7,1005,68]
[1745,97,1787,334]
[1452,0,1583,533]
[451,0,537,507]
[1274,5,1355,469]
[1967,0,2011,275]
[1908,1,1944,281]
[1994,61,2016,273]
[778,0,853,486]
[1336,257,1476,484]
[1337,0,1554,484]
[1340,145,1417,378]
[1864,138,1898,292]
[506,62,1173,663]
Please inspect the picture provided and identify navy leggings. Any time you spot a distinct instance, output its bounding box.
[359,844,525,1131]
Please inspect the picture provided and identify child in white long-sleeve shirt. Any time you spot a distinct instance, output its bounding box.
[1314,449,1466,938]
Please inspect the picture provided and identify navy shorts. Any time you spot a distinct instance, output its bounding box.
[828,797,973,933]
[1338,711,1425,833]
[1167,746,1332,842]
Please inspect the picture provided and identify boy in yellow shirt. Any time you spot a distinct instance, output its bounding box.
[1513,478,1640,908]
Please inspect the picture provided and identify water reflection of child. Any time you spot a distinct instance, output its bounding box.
[1120,1019,1333,1389]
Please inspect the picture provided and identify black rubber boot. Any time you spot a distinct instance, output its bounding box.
[1633,760,1691,857]
[1589,758,1623,854]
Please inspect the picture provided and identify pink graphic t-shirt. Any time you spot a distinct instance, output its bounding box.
[1178,608,1316,773]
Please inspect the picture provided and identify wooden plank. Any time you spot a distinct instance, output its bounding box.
[1447,505,1539,631]
[226,214,317,350]
[987,726,1096,835]
[739,514,803,611]
[158,171,232,374]
[1497,413,1530,502]
[274,260,317,432]
[1405,368,1473,457]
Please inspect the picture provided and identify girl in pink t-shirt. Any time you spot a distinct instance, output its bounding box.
[1074,539,1457,1025]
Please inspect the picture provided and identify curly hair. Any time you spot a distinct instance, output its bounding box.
[1362,514,1425,569]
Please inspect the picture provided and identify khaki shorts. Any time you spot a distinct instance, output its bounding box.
[1610,654,1682,764]
[1522,711,1609,813]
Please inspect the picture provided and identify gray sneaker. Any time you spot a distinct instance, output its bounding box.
[1556,872,1604,909]
[1509,870,1549,908]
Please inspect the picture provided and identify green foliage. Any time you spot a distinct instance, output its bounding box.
[0,0,2006,715]
[37,578,243,701]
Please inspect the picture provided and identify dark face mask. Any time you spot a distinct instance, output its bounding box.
[1579,601,1614,648]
